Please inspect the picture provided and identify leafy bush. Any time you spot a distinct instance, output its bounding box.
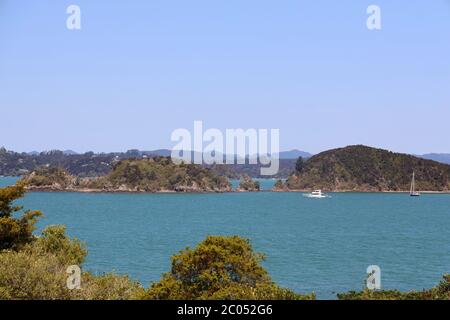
[209,282,315,300]
[140,235,313,300]
[71,273,143,300]
[0,248,72,300]
[0,183,141,300]
[0,182,42,251]
[29,225,87,266]
[0,225,141,300]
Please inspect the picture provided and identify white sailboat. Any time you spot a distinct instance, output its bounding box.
[410,171,420,197]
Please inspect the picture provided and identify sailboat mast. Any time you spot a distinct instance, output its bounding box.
[410,171,420,196]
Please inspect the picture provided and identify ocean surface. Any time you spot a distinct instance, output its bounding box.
[2,176,450,299]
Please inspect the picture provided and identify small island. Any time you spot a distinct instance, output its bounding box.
[236,175,260,192]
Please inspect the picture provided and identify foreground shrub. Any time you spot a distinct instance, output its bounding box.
[0,183,42,251]
[0,183,142,300]
[0,248,72,300]
[29,225,87,266]
[140,235,314,300]
[72,273,143,300]
[209,282,315,300]
[0,225,141,300]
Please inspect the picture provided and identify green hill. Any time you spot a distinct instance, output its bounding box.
[24,157,232,193]
[284,145,450,192]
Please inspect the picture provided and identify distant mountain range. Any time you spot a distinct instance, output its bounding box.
[26,149,312,159]
[24,149,449,163]
[100,149,312,160]
[2,146,448,179]
[419,153,450,165]
[28,150,82,156]
[2,147,305,178]
[277,150,312,159]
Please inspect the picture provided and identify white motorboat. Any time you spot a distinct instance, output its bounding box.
[304,189,328,198]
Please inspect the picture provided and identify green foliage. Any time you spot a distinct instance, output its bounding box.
[295,157,304,173]
[0,184,141,300]
[29,225,87,266]
[71,273,143,300]
[208,282,315,300]
[24,158,232,193]
[0,224,88,300]
[0,225,141,300]
[0,183,42,251]
[207,160,296,179]
[0,248,72,300]
[0,182,26,217]
[432,274,450,299]
[0,147,296,179]
[0,212,42,251]
[140,235,312,300]
[287,145,450,191]
[0,148,115,177]
[25,167,73,188]
[98,158,231,192]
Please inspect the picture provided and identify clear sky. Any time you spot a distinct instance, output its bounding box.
[1,0,449,154]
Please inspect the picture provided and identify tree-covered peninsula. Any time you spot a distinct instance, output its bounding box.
[22,157,232,193]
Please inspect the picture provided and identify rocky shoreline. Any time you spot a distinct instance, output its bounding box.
[24,181,233,194]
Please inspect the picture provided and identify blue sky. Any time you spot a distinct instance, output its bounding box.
[1,0,449,154]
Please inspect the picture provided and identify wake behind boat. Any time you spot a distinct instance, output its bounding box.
[303,190,330,198]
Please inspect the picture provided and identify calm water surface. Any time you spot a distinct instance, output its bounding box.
[2,177,449,299]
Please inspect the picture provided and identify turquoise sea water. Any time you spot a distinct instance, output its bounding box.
[2,177,450,299]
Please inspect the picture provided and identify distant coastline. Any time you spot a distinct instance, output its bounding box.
[22,186,450,195]
[4,145,450,194]
[3,175,450,194]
